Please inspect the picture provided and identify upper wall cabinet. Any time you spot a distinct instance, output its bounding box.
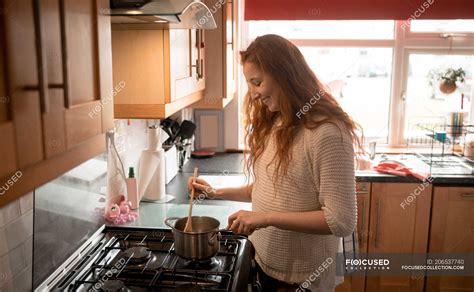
[0,0,113,207]
[192,0,238,109]
[112,25,206,119]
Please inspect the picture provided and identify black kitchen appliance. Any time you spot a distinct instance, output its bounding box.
[36,226,260,291]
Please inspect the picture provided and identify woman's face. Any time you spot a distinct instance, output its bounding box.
[243,62,280,112]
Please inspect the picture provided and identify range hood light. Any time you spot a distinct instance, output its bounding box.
[154,19,168,23]
[126,10,143,15]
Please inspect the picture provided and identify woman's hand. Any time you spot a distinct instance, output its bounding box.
[226,210,271,235]
[187,177,218,199]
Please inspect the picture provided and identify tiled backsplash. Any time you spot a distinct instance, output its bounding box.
[0,192,33,292]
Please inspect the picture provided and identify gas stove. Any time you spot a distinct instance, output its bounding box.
[36,226,260,292]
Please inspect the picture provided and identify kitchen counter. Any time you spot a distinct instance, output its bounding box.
[122,202,251,229]
[178,153,474,186]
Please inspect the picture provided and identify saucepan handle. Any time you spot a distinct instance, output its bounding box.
[164,217,181,229]
[208,231,222,246]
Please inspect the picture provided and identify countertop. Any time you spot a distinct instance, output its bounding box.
[117,152,473,230]
[180,153,474,186]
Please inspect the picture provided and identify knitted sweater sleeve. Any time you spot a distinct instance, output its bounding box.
[306,123,357,237]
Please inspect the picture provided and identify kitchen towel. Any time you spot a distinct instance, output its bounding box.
[372,162,431,181]
[137,127,166,201]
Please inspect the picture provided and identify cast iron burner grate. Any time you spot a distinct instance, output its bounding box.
[61,228,253,292]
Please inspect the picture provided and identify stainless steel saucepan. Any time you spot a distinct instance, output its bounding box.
[164,216,221,260]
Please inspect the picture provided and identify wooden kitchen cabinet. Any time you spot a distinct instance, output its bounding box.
[3,0,44,170]
[425,186,474,291]
[366,182,432,292]
[336,182,370,292]
[192,0,237,109]
[112,25,206,118]
[39,0,113,155]
[0,0,113,207]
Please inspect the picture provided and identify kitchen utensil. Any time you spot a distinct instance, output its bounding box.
[164,216,221,260]
[175,120,196,142]
[184,167,198,232]
[161,118,180,145]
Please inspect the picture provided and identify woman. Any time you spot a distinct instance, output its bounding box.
[188,34,362,291]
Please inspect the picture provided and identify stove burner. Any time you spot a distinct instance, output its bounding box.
[182,257,220,270]
[123,246,151,264]
[101,279,126,292]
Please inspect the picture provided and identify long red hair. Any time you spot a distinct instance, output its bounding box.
[241,34,364,180]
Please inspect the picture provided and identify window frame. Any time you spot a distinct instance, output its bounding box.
[238,20,474,148]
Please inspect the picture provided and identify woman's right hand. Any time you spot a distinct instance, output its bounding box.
[187,177,218,199]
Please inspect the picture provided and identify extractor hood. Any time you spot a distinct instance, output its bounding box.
[109,0,217,29]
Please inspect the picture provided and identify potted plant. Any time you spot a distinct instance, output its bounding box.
[428,68,466,95]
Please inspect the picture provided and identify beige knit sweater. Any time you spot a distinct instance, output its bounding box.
[249,121,357,289]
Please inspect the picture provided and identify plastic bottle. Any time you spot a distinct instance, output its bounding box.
[127,167,139,209]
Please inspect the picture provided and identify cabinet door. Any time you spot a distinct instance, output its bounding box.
[426,187,474,291]
[39,0,67,158]
[37,0,112,154]
[169,29,205,101]
[336,182,370,292]
[62,0,113,148]
[0,11,18,179]
[366,183,432,292]
[4,0,44,169]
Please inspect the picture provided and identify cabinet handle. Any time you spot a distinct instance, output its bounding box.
[192,59,202,80]
[461,193,474,198]
[374,198,382,248]
[200,58,204,78]
[48,84,64,89]
[59,0,70,108]
[360,199,366,238]
[33,0,50,113]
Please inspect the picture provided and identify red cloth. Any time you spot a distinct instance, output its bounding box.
[372,162,431,181]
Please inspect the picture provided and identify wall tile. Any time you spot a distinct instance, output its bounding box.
[19,192,33,215]
[4,211,33,251]
[12,264,32,292]
[6,245,24,278]
[23,238,32,267]
[0,252,13,288]
[0,264,32,292]
[0,228,7,257]
[0,210,4,228]
[1,200,21,227]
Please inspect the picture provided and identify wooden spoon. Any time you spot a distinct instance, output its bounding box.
[184,167,198,232]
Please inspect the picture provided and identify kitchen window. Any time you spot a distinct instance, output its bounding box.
[239,20,474,147]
